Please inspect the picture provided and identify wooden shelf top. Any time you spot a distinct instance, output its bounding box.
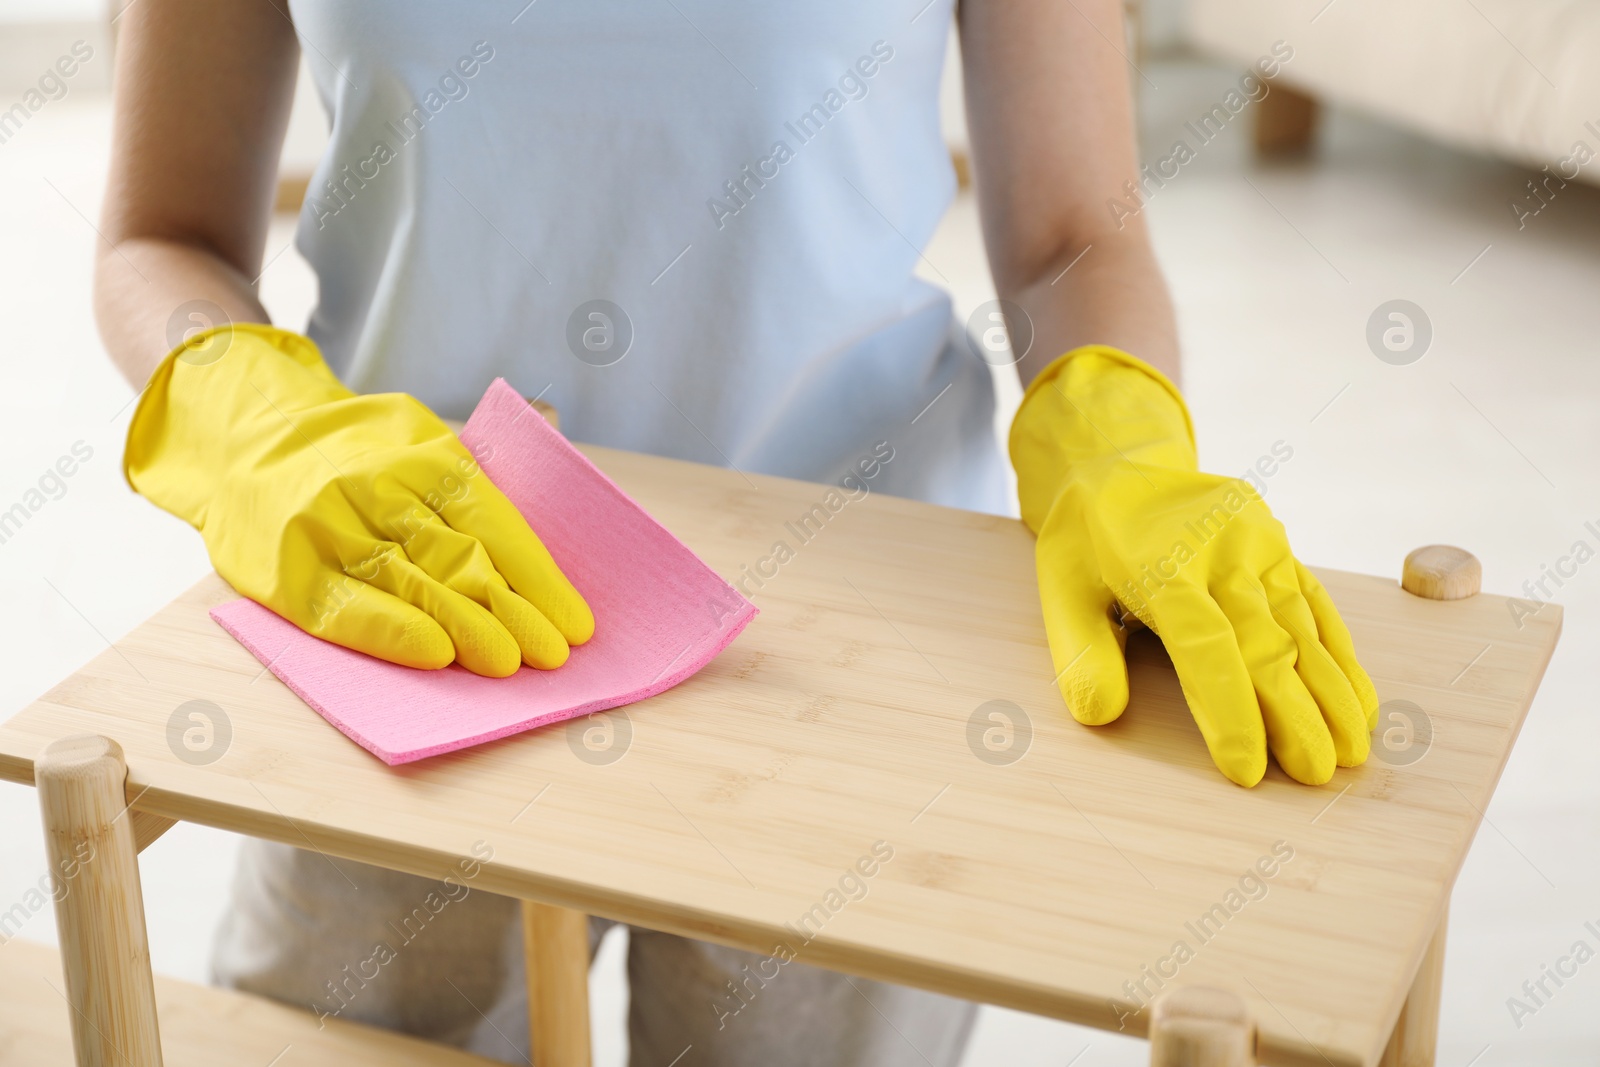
[0,444,1561,1067]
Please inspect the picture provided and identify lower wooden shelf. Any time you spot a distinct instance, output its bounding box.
[0,937,499,1067]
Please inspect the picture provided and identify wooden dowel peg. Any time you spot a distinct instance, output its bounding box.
[1401,546,1481,601]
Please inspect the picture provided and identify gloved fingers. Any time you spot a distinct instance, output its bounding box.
[359,548,523,677]
[289,565,456,670]
[485,583,572,670]
[1147,586,1268,787]
[1042,585,1130,726]
[1036,540,1130,724]
[399,517,573,670]
[1295,560,1381,730]
[1263,560,1370,767]
[1210,577,1336,785]
[436,481,595,647]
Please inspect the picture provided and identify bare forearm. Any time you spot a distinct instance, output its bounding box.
[94,0,297,389]
[94,239,270,389]
[1002,230,1180,390]
[959,0,1180,391]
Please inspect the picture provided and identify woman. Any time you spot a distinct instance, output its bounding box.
[97,1,1378,1063]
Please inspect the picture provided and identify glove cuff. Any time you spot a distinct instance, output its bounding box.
[1008,345,1198,532]
[123,324,346,525]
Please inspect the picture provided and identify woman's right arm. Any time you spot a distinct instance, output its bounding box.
[94,0,300,388]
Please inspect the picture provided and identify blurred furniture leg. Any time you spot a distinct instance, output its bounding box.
[1256,82,1319,155]
[276,173,313,214]
[37,735,165,1067]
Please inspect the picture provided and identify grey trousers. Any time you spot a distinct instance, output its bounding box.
[212,840,976,1066]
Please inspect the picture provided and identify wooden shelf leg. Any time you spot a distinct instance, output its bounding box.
[1149,986,1255,1066]
[522,899,592,1067]
[1255,82,1319,155]
[36,735,164,1067]
[1379,908,1448,1067]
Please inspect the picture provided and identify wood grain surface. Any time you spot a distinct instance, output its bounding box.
[0,443,1561,1067]
[35,736,163,1066]
[0,937,504,1065]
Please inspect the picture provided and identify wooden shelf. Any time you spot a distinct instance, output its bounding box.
[0,937,502,1066]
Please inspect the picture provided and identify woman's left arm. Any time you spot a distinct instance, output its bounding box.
[965,3,1380,789]
[959,0,1180,387]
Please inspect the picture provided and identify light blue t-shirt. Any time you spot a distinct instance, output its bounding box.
[288,0,1007,513]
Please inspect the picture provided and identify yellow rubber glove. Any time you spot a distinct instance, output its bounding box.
[125,324,593,677]
[1010,345,1378,786]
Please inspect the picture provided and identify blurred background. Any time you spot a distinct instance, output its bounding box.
[2,0,1597,1062]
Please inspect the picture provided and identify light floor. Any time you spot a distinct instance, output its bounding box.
[1,57,1596,1066]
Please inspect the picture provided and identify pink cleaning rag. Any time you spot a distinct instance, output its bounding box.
[209,379,757,765]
